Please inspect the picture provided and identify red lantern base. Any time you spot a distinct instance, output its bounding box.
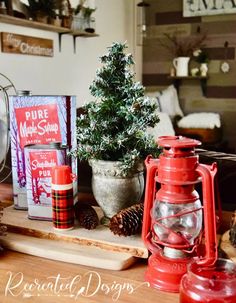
[145,250,191,293]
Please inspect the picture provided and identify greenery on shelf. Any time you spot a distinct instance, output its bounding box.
[160,32,207,57]
[74,5,96,18]
[28,0,57,18]
[193,49,210,64]
[74,42,160,175]
[73,0,96,18]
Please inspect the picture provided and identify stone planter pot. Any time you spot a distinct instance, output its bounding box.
[89,159,144,224]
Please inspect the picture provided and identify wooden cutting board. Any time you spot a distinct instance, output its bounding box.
[220,230,236,263]
[0,206,148,270]
[0,232,136,270]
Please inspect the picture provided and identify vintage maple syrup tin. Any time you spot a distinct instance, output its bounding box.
[24,143,68,220]
[9,95,77,210]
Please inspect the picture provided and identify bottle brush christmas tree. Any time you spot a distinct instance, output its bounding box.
[75,42,160,175]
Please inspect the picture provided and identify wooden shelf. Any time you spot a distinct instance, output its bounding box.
[168,76,208,80]
[0,14,99,52]
[70,30,99,37]
[168,75,208,96]
[0,14,70,33]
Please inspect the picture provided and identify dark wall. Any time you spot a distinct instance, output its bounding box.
[143,0,236,152]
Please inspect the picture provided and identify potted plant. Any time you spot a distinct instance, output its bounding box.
[75,42,160,223]
[159,32,207,77]
[73,0,96,32]
[28,0,57,23]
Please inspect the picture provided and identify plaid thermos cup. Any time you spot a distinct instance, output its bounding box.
[51,165,75,230]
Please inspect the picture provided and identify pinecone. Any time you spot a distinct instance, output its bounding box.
[109,203,144,236]
[74,202,99,230]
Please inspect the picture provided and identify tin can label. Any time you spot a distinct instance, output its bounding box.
[15,104,62,148]
[9,95,77,210]
[25,145,67,220]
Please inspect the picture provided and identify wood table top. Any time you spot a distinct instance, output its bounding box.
[0,183,180,302]
[0,183,232,303]
[0,250,179,303]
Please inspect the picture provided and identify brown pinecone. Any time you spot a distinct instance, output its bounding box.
[74,202,99,230]
[109,203,144,236]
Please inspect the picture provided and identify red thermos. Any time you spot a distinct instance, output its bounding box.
[51,165,75,230]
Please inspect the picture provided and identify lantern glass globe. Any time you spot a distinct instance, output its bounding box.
[152,200,203,246]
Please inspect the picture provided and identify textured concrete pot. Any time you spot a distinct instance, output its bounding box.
[89,159,144,224]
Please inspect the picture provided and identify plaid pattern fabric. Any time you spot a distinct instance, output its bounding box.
[52,188,74,229]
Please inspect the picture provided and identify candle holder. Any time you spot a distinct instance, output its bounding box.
[180,258,236,303]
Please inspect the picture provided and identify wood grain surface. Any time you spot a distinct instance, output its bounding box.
[0,184,233,302]
[0,232,137,270]
[1,206,148,259]
[0,185,180,302]
[0,250,180,303]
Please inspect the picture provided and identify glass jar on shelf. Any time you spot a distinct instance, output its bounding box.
[84,16,95,33]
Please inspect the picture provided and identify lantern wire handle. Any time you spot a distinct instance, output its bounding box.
[196,163,218,266]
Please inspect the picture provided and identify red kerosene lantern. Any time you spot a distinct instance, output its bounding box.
[142,136,218,292]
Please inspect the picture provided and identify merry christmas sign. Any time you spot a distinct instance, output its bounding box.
[1,32,53,57]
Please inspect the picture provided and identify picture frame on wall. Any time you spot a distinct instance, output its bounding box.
[183,0,236,17]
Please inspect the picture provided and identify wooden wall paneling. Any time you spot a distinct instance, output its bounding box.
[203,47,235,60]
[146,0,161,26]
[178,84,204,101]
[202,15,236,23]
[191,21,236,35]
[184,99,212,113]
[143,61,172,74]
[206,34,236,47]
[155,11,201,26]
[206,86,236,98]
[208,60,221,73]
[207,66,236,86]
[186,99,236,112]
[149,0,182,13]
[146,24,191,39]
[142,73,171,86]
[143,42,173,62]
[144,85,168,93]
